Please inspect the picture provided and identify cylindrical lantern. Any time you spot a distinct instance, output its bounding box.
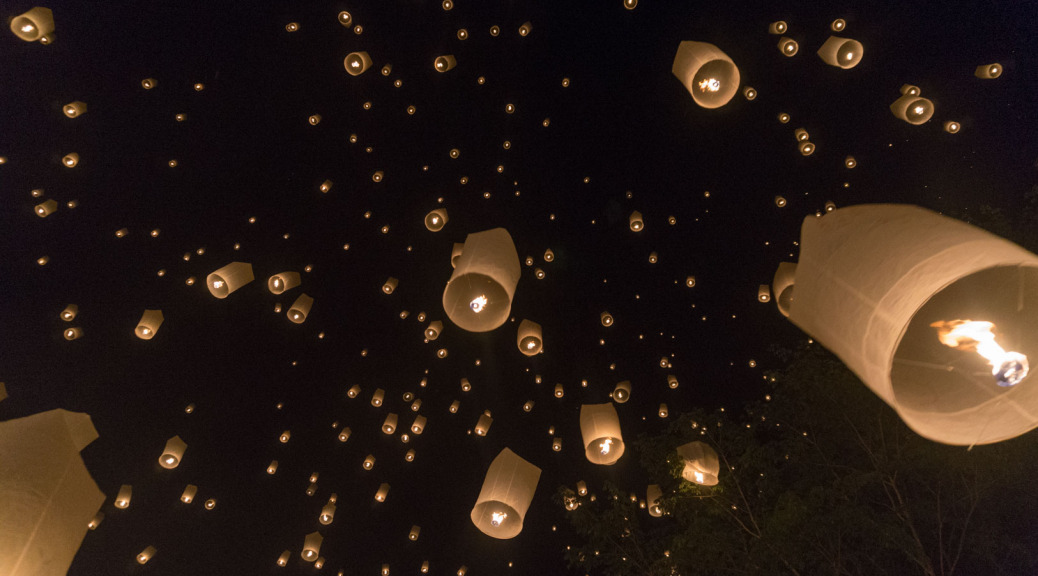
[425,320,443,340]
[518,21,532,36]
[517,319,543,356]
[768,20,787,34]
[141,78,156,89]
[10,7,54,42]
[612,380,631,403]
[601,311,614,326]
[677,441,720,485]
[62,153,79,167]
[268,272,300,294]
[267,460,278,474]
[552,383,563,398]
[450,400,460,413]
[308,114,322,125]
[372,388,385,407]
[288,293,313,324]
[277,550,290,566]
[35,199,58,217]
[845,155,857,168]
[900,84,921,96]
[279,430,291,443]
[890,93,934,125]
[348,385,361,398]
[302,531,323,561]
[180,484,197,503]
[667,375,679,389]
[320,179,333,193]
[136,546,157,564]
[778,37,799,56]
[383,277,398,294]
[543,248,555,262]
[772,262,797,318]
[648,251,658,263]
[207,262,254,298]
[363,454,375,470]
[629,211,644,231]
[63,101,87,118]
[470,448,541,539]
[647,484,663,517]
[319,502,336,525]
[781,204,1038,445]
[159,435,186,468]
[407,525,421,540]
[434,55,457,72]
[383,413,398,434]
[671,41,740,109]
[742,86,757,100]
[975,63,1002,79]
[817,36,864,69]
[576,480,587,495]
[552,438,562,451]
[794,128,809,141]
[758,285,772,302]
[944,121,961,134]
[344,51,373,75]
[375,483,390,502]
[338,427,351,442]
[315,557,325,569]
[658,403,669,417]
[411,399,422,412]
[451,243,464,268]
[135,309,164,340]
[442,228,521,332]
[411,415,427,434]
[775,196,787,208]
[88,512,103,530]
[580,403,625,465]
[475,411,493,436]
[426,208,448,231]
[405,449,416,461]
[799,141,815,156]
[115,485,132,508]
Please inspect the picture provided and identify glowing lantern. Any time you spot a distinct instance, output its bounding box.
[87,512,103,530]
[461,378,472,392]
[576,480,587,496]
[348,385,361,398]
[771,262,797,318]
[470,448,541,539]
[141,78,156,89]
[658,404,669,417]
[845,155,857,168]
[646,484,664,517]
[411,399,422,412]
[268,272,300,294]
[434,55,457,72]
[375,483,390,502]
[267,460,278,474]
[409,525,421,541]
[799,141,815,156]
[315,558,325,569]
[677,441,720,485]
[580,403,625,465]
[64,327,83,341]
[794,128,809,141]
[517,319,543,356]
[890,92,934,125]
[551,383,563,398]
[523,400,534,412]
[475,411,493,436]
[425,208,448,231]
[451,243,464,268]
[10,7,54,42]
[338,428,351,442]
[666,375,679,389]
[344,51,373,76]
[63,101,87,118]
[62,153,79,167]
[944,121,961,133]
[338,11,352,26]
[742,86,757,100]
[612,380,631,403]
[285,22,298,32]
[363,455,376,470]
[35,199,57,217]
[601,311,614,326]
[778,37,799,56]
[320,179,333,193]
[383,277,398,294]
[975,63,1002,79]
[115,484,132,508]
[518,21,532,36]
[648,251,659,263]
[406,449,416,461]
[279,430,290,443]
[302,531,323,561]
[768,20,787,34]
[181,484,197,503]
[319,502,336,525]
[552,438,562,451]
[624,0,637,8]
[450,400,460,413]
[134,309,164,340]
[775,196,787,208]
[207,262,254,298]
[442,228,521,332]
[136,546,156,564]
[671,41,740,109]
[372,171,384,182]
[308,114,321,126]
[411,415,427,434]
[372,388,385,407]
[288,293,313,323]
[158,435,186,468]
[817,36,864,69]
[383,413,398,434]
[629,211,644,231]
[425,320,443,340]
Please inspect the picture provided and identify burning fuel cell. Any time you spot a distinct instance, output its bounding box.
[774,204,1038,446]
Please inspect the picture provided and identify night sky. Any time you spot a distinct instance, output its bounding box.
[2,0,1037,574]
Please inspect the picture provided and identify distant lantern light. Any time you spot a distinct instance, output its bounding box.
[141,78,156,89]
[439,349,450,359]
[624,0,638,8]
[207,262,254,298]
[302,531,323,562]
[308,114,321,125]
[269,272,301,294]
[457,28,468,40]
[742,86,757,100]
[648,251,659,264]
[901,84,921,96]
[629,211,644,231]
[64,327,83,341]
[817,36,864,69]
[576,481,587,496]
[580,403,625,465]
[672,41,740,109]
[381,64,392,75]
[461,378,472,392]
[158,435,186,468]
[194,82,204,91]
[136,546,157,564]
[490,25,500,36]
[944,121,961,133]
[678,441,720,485]
[288,293,313,324]
[61,304,78,321]
[768,20,787,34]
[601,311,614,326]
[267,460,278,474]
[375,483,390,502]
[277,550,290,566]
[115,485,132,508]
[62,153,79,167]
[411,399,422,412]
[37,256,50,266]
[344,51,373,76]
[449,400,460,413]
[63,101,87,118]
[523,400,535,412]
[279,430,291,443]
[758,285,772,302]
[975,63,1002,79]
[411,415,427,434]
[347,385,361,398]
[518,21,532,36]
[425,320,444,340]
[175,113,186,122]
[475,411,493,436]
[647,484,663,517]
[35,199,57,217]
[426,208,448,231]
[434,55,457,73]
[517,319,543,356]
[10,7,54,42]
[543,248,554,262]
[832,18,847,31]
[612,380,632,403]
[775,196,787,207]
[285,22,298,32]
[181,484,197,503]
[778,112,790,123]
[845,155,857,168]
[442,228,521,332]
[338,11,352,26]
[554,384,564,398]
[372,388,385,407]
[442,0,453,9]
[534,268,546,280]
[471,448,541,539]
[383,277,399,294]
[184,403,195,414]
[383,413,399,434]
[406,449,416,462]
[686,275,697,287]
[667,374,679,389]
[658,404,669,417]
[778,37,799,56]
[372,170,384,182]
[799,141,815,156]
[363,454,376,470]
[135,309,164,340]
[794,128,809,141]
[338,428,351,442]
[890,93,934,125]
[825,201,837,212]
[319,502,336,525]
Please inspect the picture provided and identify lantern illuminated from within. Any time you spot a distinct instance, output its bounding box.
[799,141,815,156]
[207,262,254,298]
[817,36,863,69]
[658,404,669,417]
[268,272,300,294]
[62,153,79,167]
[64,327,83,341]
[63,101,87,118]
[612,380,631,403]
[344,51,373,75]
[279,430,290,443]
[319,502,336,525]
[363,455,375,470]
[115,484,132,508]
[471,448,541,539]
[629,211,644,231]
[768,20,787,34]
[601,311,614,326]
[779,204,1038,445]
[383,413,398,434]
[411,415,427,434]
[775,196,787,208]
[35,199,57,217]
[475,411,493,436]
[580,403,625,465]
[348,385,361,398]
[677,441,720,485]
[975,63,1002,79]
[742,86,757,100]
[425,320,443,340]
[667,374,679,389]
[758,285,772,303]
[383,277,398,294]
[181,484,197,503]
[517,320,543,356]
[426,208,448,231]
[267,460,278,474]
[308,114,321,125]
[518,21,532,36]
[302,531,323,561]
[10,7,54,42]
[552,383,564,398]
[442,228,521,332]
[461,378,472,392]
[288,293,313,324]
[647,484,663,517]
[135,309,164,340]
[450,400,460,413]
[320,179,332,193]
[434,55,457,72]
[338,427,351,442]
[523,400,534,412]
[87,512,103,530]
[890,92,934,125]
[372,388,385,407]
[141,78,156,89]
[671,41,740,109]
[575,480,587,496]
[553,437,562,451]
[407,525,421,540]
[778,37,799,56]
[136,546,156,564]
[375,483,390,502]
[158,435,186,468]
[944,121,961,134]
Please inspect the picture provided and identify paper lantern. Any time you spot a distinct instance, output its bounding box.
[319,502,336,525]
[522,400,534,412]
[0,410,105,575]
[612,380,631,403]
[518,21,532,36]
[10,7,54,42]
[742,86,757,100]
[308,114,321,125]
[667,375,679,389]
[794,128,809,142]
[207,262,254,298]
[778,37,799,56]
[517,319,543,356]
[382,565,390,576]
[411,399,422,412]
[267,460,278,474]
[136,546,156,564]
[442,228,521,332]
[383,277,398,294]
[552,438,562,451]
[768,20,787,34]
[600,311,614,326]
[409,525,421,541]
[337,427,351,442]
[648,251,659,264]
[434,55,457,72]
[288,293,313,324]
[62,153,79,167]
[141,78,156,89]
[268,272,300,294]
[647,484,663,517]
[658,403,669,418]
[781,204,1038,445]
[348,385,361,398]
[158,435,186,468]
[449,400,460,413]
[677,441,720,485]
[372,170,384,182]
[405,449,416,462]
[451,243,464,268]
[111,485,132,509]
[425,208,448,231]
[425,320,443,340]
[315,557,325,569]
[375,483,390,502]
[184,404,195,414]
[344,51,372,75]
[975,63,1002,79]
[63,101,87,118]
[302,531,323,561]
[319,179,333,193]
[35,199,57,217]
[778,112,790,123]
[756,285,772,303]
[944,121,961,134]
[629,211,644,231]
[305,484,317,496]
[799,141,815,156]
[383,413,398,434]
[181,484,197,503]
[410,415,427,434]
[771,262,797,318]
[475,411,493,436]
[774,196,787,208]
[363,455,376,470]
[671,41,740,109]
[134,309,163,340]
[575,480,587,496]
[817,36,863,69]
[580,403,625,465]
[87,512,103,530]
[279,430,291,443]
[372,388,385,407]
[890,93,934,125]
[470,448,541,539]
[338,11,352,26]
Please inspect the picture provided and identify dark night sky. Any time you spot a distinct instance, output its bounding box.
[2,0,1036,574]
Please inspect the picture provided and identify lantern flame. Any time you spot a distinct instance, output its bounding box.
[490,511,507,526]
[599,438,613,455]
[931,319,1029,386]
[697,78,720,92]
[694,471,705,483]
[470,295,488,313]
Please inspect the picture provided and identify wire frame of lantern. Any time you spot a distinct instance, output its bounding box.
[207,262,254,298]
[411,415,427,434]
[434,55,457,72]
[35,199,58,217]
[471,448,541,539]
[647,484,663,517]
[944,121,961,134]
[778,37,799,56]
[890,93,935,125]
[768,20,787,34]
[425,208,448,231]
[781,203,1038,445]
[671,41,741,109]
[63,101,87,118]
[975,63,1002,79]
[135,309,164,340]
[817,36,864,69]
[580,403,625,465]
[375,483,390,502]
[612,380,632,403]
[677,441,720,485]
[181,484,197,503]
[344,51,373,76]
[302,531,323,561]
[517,319,543,356]
[10,7,54,42]
[268,272,300,294]
[288,293,313,324]
[115,484,132,508]
[319,502,336,525]
[475,412,493,436]
[383,413,398,434]
[136,546,157,564]
[372,388,385,407]
[158,435,186,469]
[442,228,521,332]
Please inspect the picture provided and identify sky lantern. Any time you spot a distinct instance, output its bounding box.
[647,484,663,517]
[780,204,1038,445]
[181,485,197,503]
[383,413,399,434]
[383,277,399,294]
[628,211,644,231]
[671,41,740,109]
[600,311,614,326]
[475,411,493,436]
[207,262,254,298]
[302,531,323,561]
[344,51,372,75]
[268,272,300,294]
[63,101,87,118]
[580,403,625,465]
[944,121,961,133]
[9,7,54,43]
[279,430,290,443]
[363,455,376,470]
[308,114,321,125]
[267,460,278,474]
[288,293,313,323]
[519,21,532,36]
[975,63,1002,79]
[890,89,934,125]
[612,380,631,403]
[158,435,186,468]
[135,309,164,340]
[319,500,336,525]
[35,199,57,217]
[409,526,421,541]
[434,55,457,72]
[768,20,787,34]
[62,153,79,167]
[372,388,385,407]
[0,409,105,576]
[817,36,864,69]
[426,208,448,231]
[411,415,427,434]
[470,448,541,539]
[375,483,390,502]
[758,285,771,302]
[442,228,520,332]
[677,441,720,485]
[742,86,757,100]
[425,320,443,340]
[778,37,799,56]
[517,319,543,356]
[136,546,157,564]
[114,484,132,508]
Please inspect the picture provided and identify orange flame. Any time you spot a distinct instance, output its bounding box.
[930,319,1028,386]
